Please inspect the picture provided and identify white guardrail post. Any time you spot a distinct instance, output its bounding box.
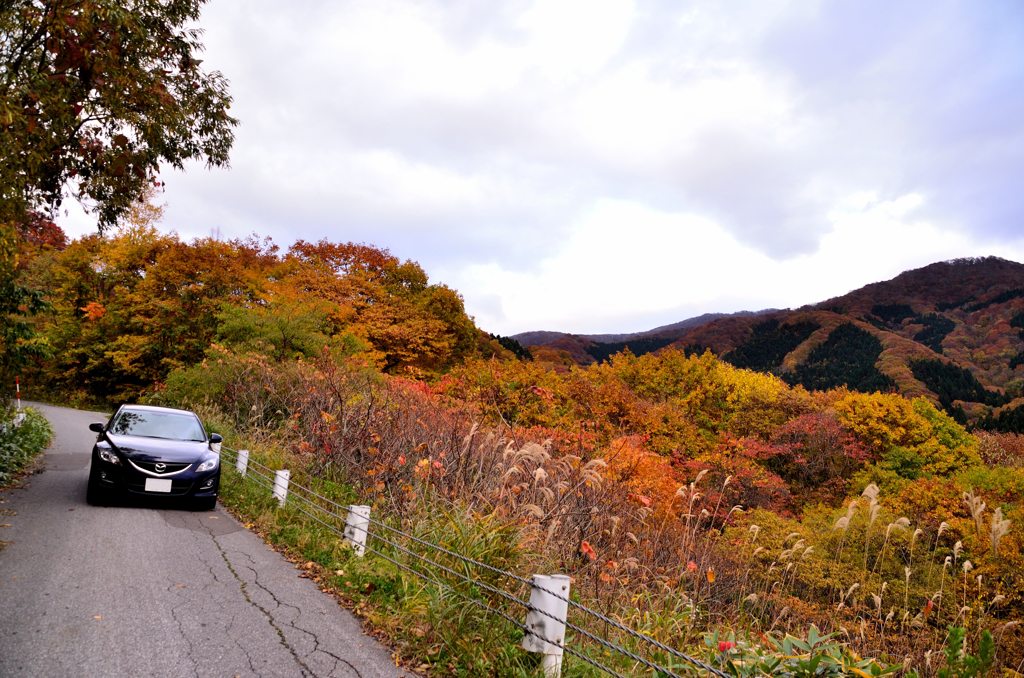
[522,574,571,678]
[343,505,371,557]
[235,449,249,476]
[273,469,290,506]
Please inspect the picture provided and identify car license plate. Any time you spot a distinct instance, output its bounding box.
[145,478,173,493]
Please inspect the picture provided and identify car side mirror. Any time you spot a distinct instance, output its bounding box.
[209,433,223,443]
[89,423,104,433]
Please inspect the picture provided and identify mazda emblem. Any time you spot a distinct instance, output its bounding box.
[154,463,166,473]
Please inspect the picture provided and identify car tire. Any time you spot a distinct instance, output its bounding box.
[86,464,109,506]
[193,496,217,511]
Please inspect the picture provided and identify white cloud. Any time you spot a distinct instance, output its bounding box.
[451,194,1024,334]
[55,0,1024,336]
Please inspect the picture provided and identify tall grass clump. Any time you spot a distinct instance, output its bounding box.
[0,407,53,486]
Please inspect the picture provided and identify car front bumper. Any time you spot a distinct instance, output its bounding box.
[93,456,220,498]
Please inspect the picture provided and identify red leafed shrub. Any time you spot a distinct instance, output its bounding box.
[678,413,869,517]
[975,430,1024,467]
[685,437,791,517]
[766,411,871,505]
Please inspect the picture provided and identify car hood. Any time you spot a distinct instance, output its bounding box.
[106,434,211,463]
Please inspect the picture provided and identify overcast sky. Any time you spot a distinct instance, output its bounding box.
[61,0,1024,335]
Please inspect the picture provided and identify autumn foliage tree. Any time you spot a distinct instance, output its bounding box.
[0,0,237,227]
[18,210,481,403]
[287,239,478,373]
[1,0,236,400]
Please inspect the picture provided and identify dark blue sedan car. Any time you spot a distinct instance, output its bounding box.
[87,404,223,510]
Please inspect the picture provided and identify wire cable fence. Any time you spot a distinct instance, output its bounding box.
[217,446,727,678]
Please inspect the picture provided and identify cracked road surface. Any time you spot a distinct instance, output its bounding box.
[0,403,415,678]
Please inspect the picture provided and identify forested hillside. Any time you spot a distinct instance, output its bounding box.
[15,204,507,406]
[522,257,1024,432]
[511,309,770,363]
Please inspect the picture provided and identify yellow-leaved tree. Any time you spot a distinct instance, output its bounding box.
[835,391,980,479]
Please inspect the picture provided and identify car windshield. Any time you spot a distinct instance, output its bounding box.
[109,410,206,442]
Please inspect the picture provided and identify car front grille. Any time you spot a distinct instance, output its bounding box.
[129,460,192,476]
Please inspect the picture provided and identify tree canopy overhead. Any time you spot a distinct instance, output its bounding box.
[0,0,237,227]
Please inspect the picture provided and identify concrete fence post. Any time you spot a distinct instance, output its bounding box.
[343,505,371,557]
[235,449,249,476]
[522,574,571,678]
[273,469,290,506]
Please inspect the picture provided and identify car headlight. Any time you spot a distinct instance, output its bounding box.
[97,447,122,466]
[195,457,219,473]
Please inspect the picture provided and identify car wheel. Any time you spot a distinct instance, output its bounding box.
[86,464,110,506]
[193,496,217,511]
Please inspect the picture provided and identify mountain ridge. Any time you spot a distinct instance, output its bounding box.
[517,256,1024,429]
[512,309,778,347]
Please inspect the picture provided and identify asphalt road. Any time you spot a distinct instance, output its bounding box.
[0,402,414,678]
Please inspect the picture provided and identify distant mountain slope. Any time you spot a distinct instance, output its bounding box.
[516,257,1024,430]
[642,310,779,337]
[512,309,776,350]
[512,331,568,347]
[672,256,1024,426]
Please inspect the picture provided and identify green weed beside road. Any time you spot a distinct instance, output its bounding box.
[0,408,53,487]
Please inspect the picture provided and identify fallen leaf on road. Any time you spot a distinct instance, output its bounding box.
[68,509,74,511]
[11,575,17,579]
[208,516,218,519]
[303,561,315,569]
[174,584,186,588]
[0,524,10,527]
[93,615,102,620]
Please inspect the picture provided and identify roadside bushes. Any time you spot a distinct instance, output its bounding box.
[147,343,298,431]
[0,408,53,485]
[157,344,1023,674]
